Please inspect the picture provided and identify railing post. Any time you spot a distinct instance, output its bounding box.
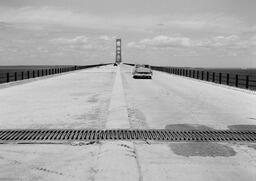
[246,75,249,89]
[193,70,195,78]
[37,70,40,77]
[235,74,238,87]
[201,71,204,80]
[219,73,222,84]
[27,71,30,79]
[33,70,35,78]
[226,73,229,85]
[197,71,199,79]
[14,72,17,81]
[212,72,215,82]
[206,72,209,81]
[7,72,10,82]
[21,72,24,80]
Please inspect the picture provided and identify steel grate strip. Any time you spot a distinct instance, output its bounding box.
[0,129,255,143]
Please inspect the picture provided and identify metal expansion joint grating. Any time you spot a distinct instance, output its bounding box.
[0,129,256,143]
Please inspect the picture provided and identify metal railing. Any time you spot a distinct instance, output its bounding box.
[152,66,256,90]
[0,63,111,84]
[123,63,256,90]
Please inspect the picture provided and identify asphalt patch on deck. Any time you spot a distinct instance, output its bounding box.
[228,125,256,131]
[247,144,256,150]
[169,142,236,157]
[165,124,215,131]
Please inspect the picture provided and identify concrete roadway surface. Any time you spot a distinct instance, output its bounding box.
[0,64,256,181]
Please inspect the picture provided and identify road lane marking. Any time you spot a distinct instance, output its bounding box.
[106,66,130,128]
[95,66,140,181]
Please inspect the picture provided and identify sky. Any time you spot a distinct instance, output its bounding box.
[0,0,256,67]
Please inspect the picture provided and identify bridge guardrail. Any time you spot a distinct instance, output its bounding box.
[0,63,111,84]
[124,63,256,91]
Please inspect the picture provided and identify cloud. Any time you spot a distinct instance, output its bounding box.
[212,35,240,47]
[159,14,255,34]
[127,34,256,58]
[127,35,192,49]
[1,6,255,35]
[51,36,96,50]
[51,35,115,51]
[52,36,88,44]
[0,6,109,29]
[98,35,112,41]
[127,42,145,49]
[251,36,256,46]
[128,34,256,50]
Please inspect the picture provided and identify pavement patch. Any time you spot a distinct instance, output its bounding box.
[74,113,98,121]
[127,108,148,129]
[69,92,88,97]
[169,142,236,157]
[228,124,256,131]
[87,94,99,103]
[247,144,256,150]
[165,124,214,131]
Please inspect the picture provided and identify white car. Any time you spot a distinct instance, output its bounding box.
[132,64,152,79]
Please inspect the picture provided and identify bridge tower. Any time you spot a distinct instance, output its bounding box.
[115,39,122,64]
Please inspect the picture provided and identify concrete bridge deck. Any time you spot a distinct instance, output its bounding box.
[0,64,256,181]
